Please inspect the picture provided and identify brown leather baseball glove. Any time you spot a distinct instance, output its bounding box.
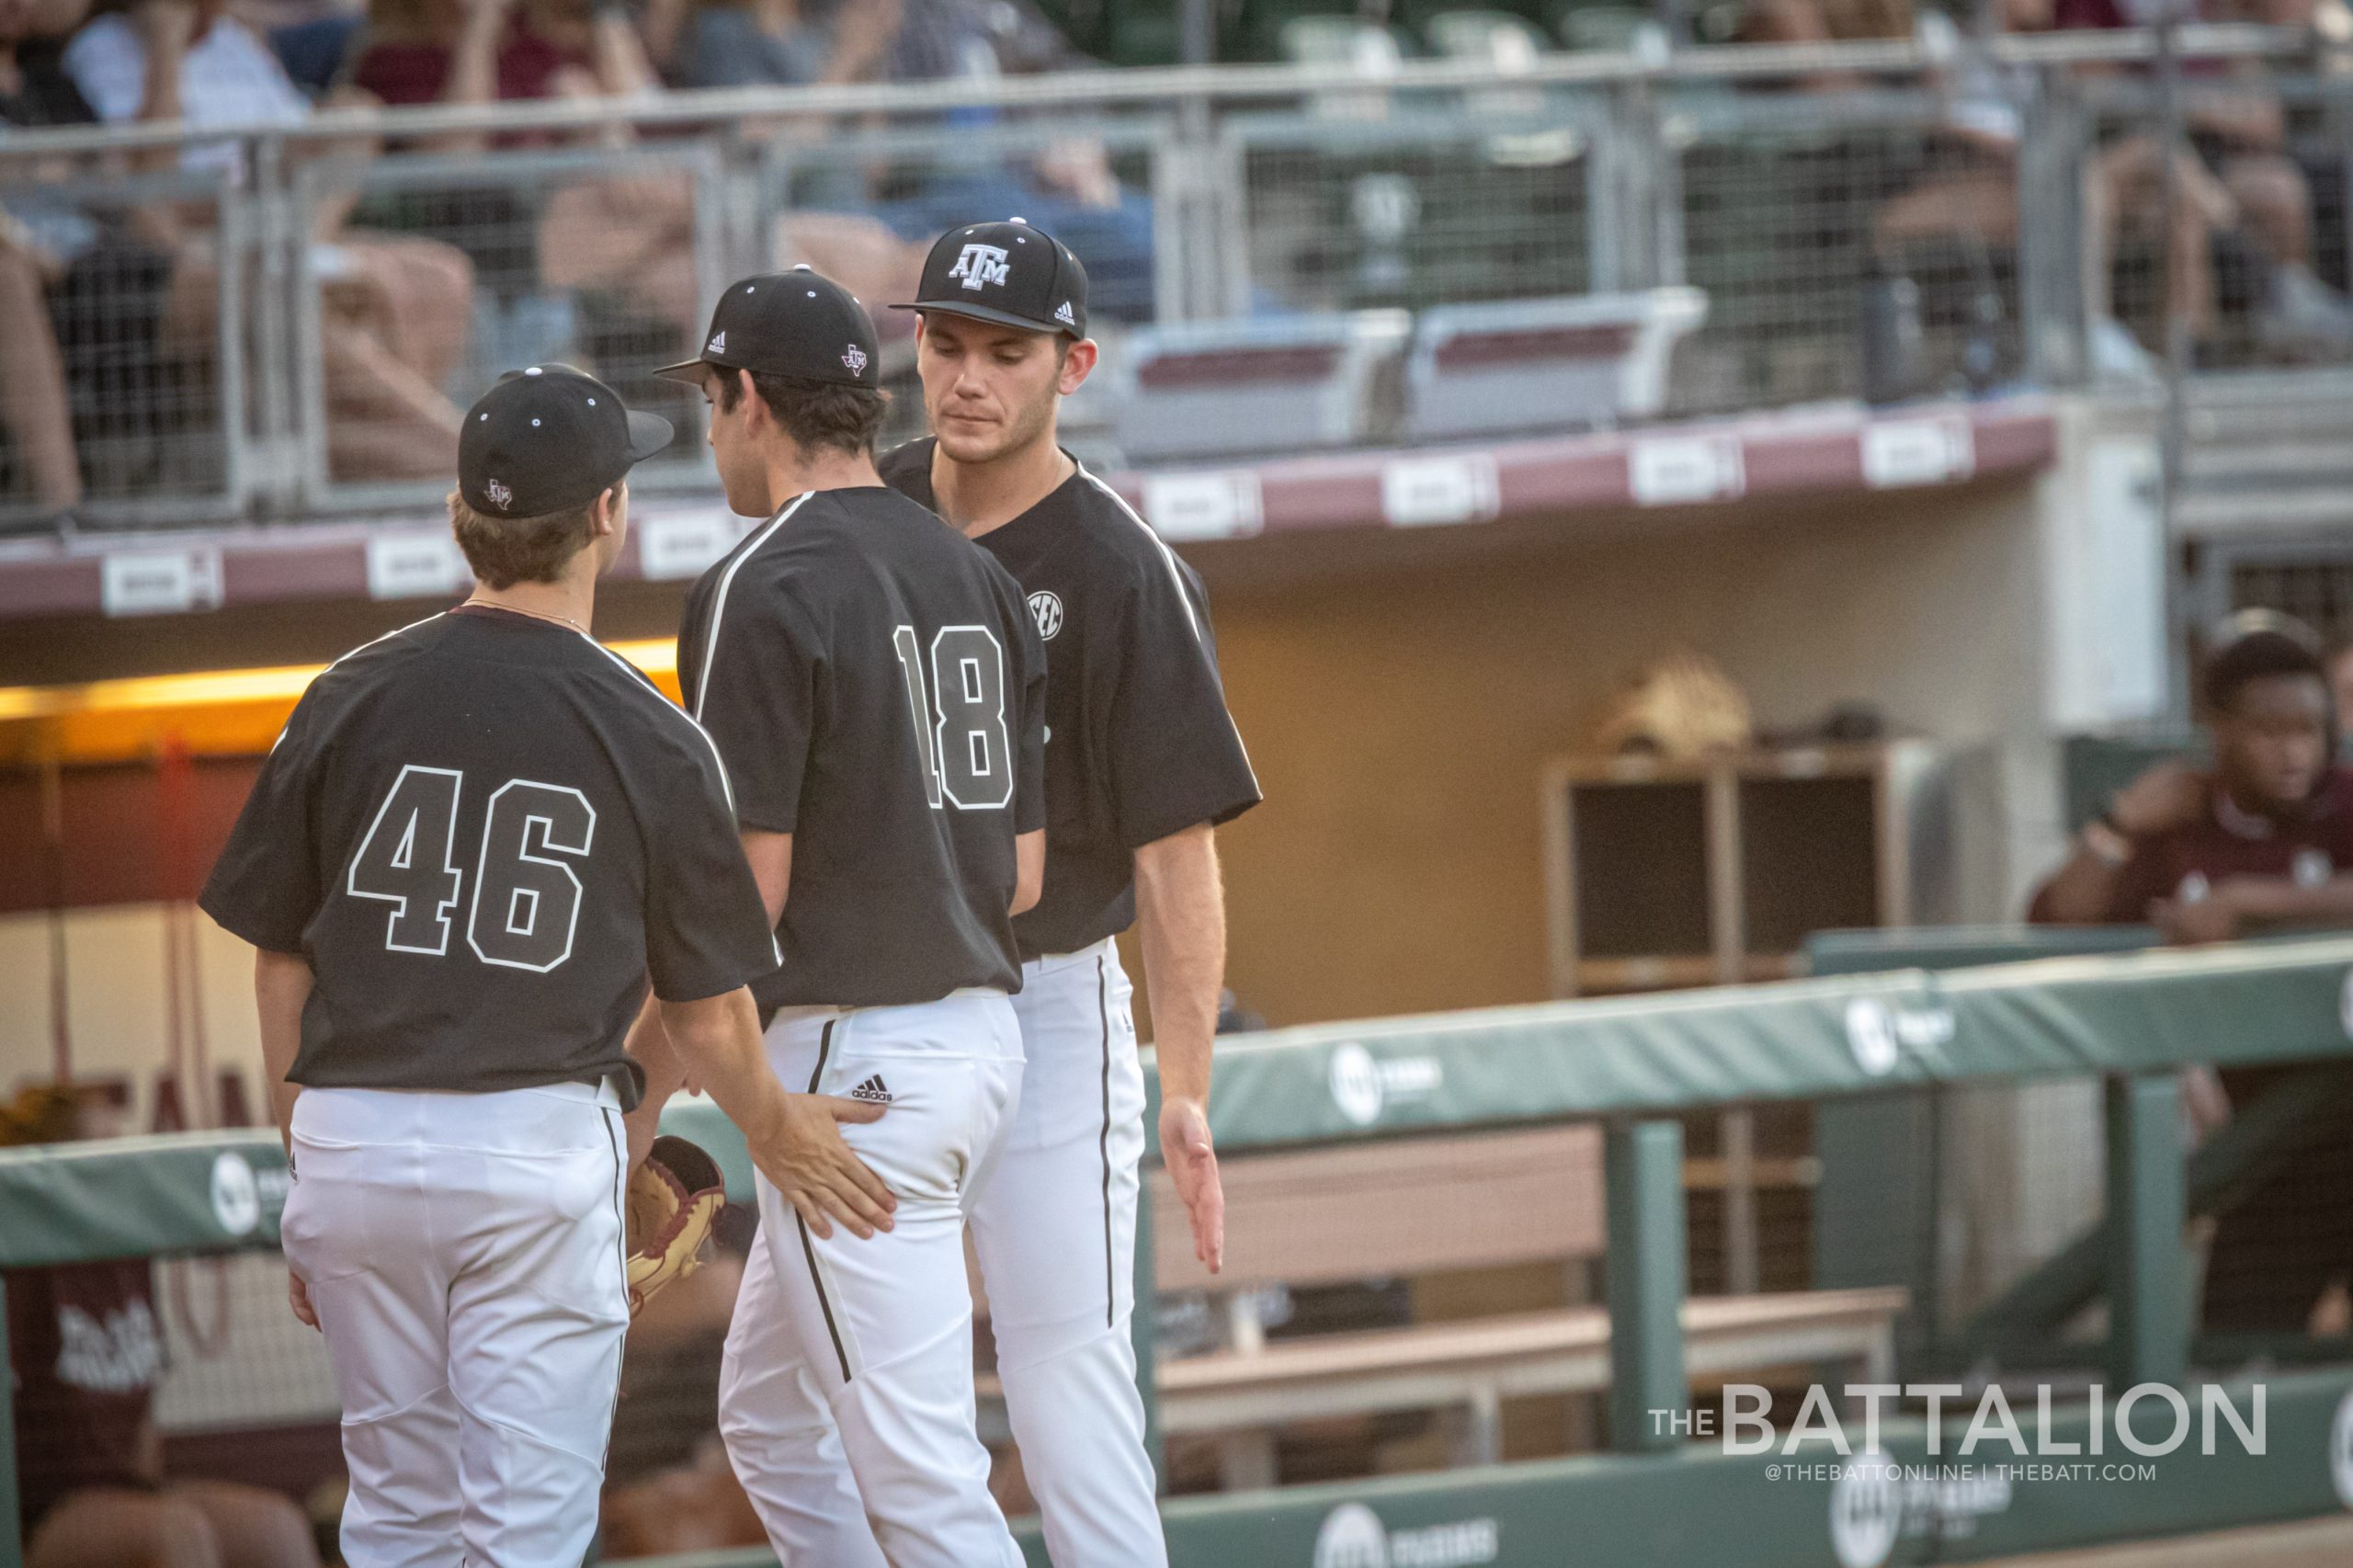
[625,1135,726,1317]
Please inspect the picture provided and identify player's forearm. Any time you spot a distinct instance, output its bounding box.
[1134,824,1224,1103]
[2028,848,2125,925]
[741,828,792,926]
[252,948,313,1154]
[620,991,686,1168]
[2217,874,2353,927]
[658,986,792,1148]
[1013,828,1044,915]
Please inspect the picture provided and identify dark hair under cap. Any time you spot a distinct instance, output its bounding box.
[2202,608,2326,715]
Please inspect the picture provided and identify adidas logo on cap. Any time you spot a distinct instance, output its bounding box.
[1055,301,1075,327]
[848,1075,893,1105]
[707,330,727,354]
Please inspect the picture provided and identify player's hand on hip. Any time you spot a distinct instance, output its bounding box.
[288,1269,320,1332]
[1160,1095,1225,1273]
[756,1093,898,1242]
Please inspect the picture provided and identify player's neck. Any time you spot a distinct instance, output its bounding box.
[764,445,882,512]
[469,564,597,636]
[931,431,1073,541]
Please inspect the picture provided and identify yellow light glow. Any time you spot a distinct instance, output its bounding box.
[0,639,684,766]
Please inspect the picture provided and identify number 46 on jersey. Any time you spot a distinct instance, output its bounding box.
[347,765,595,971]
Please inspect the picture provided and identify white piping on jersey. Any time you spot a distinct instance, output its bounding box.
[576,630,783,970]
[270,611,449,753]
[692,492,815,721]
[1075,463,1201,642]
[1073,462,1261,793]
[574,631,740,814]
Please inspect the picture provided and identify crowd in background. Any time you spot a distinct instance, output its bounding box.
[8,0,2353,517]
[0,0,1151,517]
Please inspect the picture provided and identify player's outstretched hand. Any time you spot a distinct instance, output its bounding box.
[1160,1095,1225,1273]
[756,1094,899,1243]
[288,1269,320,1332]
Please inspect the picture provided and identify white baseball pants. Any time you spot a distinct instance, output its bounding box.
[719,941,1165,1567]
[278,1079,630,1568]
[969,940,1164,1568]
[719,991,1025,1568]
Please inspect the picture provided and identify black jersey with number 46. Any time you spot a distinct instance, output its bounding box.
[676,485,1047,1009]
[198,608,782,1110]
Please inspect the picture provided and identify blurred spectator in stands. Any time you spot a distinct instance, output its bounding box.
[652,0,895,89]
[346,0,659,142]
[1873,0,2353,364]
[0,0,89,519]
[3,1085,322,1568]
[60,0,473,478]
[851,0,1156,321]
[2029,612,2353,1338]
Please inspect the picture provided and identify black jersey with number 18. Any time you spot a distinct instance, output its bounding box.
[676,485,1048,1009]
[198,608,782,1110]
[879,440,1260,960]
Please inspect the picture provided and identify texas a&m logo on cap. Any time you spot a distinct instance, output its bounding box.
[947,244,1011,290]
[485,479,514,511]
[842,343,869,374]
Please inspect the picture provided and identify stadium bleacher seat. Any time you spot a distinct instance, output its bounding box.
[1402,287,1708,440]
[1423,7,1568,141]
[1112,311,1410,464]
[1424,7,1554,66]
[1554,3,1670,57]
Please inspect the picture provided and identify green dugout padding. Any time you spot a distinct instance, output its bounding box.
[10,937,2353,1565]
[1806,926,2162,1373]
[630,1368,2353,1567]
[8,937,2350,1257]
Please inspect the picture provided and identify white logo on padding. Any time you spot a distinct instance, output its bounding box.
[1330,1043,1383,1127]
[1829,1452,1902,1568]
[1846,999,1900,1077]
[1029,590,1063,640]
[1313,1505,1389,1568]
[1055,301,1076,326]
[1311,1502,1497,1568]
[707,330,727,354]
[842,343,869,375]
[211,1151,261,1237]
[948,244,1011,290]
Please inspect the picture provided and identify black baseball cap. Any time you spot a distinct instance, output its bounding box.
[895,218,1088,339]
[458,364,671,517]
[654,267,882,389]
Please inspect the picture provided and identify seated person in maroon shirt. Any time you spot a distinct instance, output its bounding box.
[2031,611,2353,1337]
[4,1085,318,1568]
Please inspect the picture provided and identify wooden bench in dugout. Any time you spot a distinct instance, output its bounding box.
[973,1122,1905,1491]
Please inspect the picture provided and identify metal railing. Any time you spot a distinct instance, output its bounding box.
[3,26,2348,528]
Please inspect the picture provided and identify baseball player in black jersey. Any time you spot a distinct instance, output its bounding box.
[756,221,1244,1564]
[199,366,894,1568]
[650,270,1047,1568]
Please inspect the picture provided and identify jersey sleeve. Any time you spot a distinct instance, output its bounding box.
[199,697,327,953]
[687,585,819,835]
[1101,561,1262,851]
[642,733,781,1003]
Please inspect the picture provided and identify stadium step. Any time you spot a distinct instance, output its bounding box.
[2173,369,2353,539]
